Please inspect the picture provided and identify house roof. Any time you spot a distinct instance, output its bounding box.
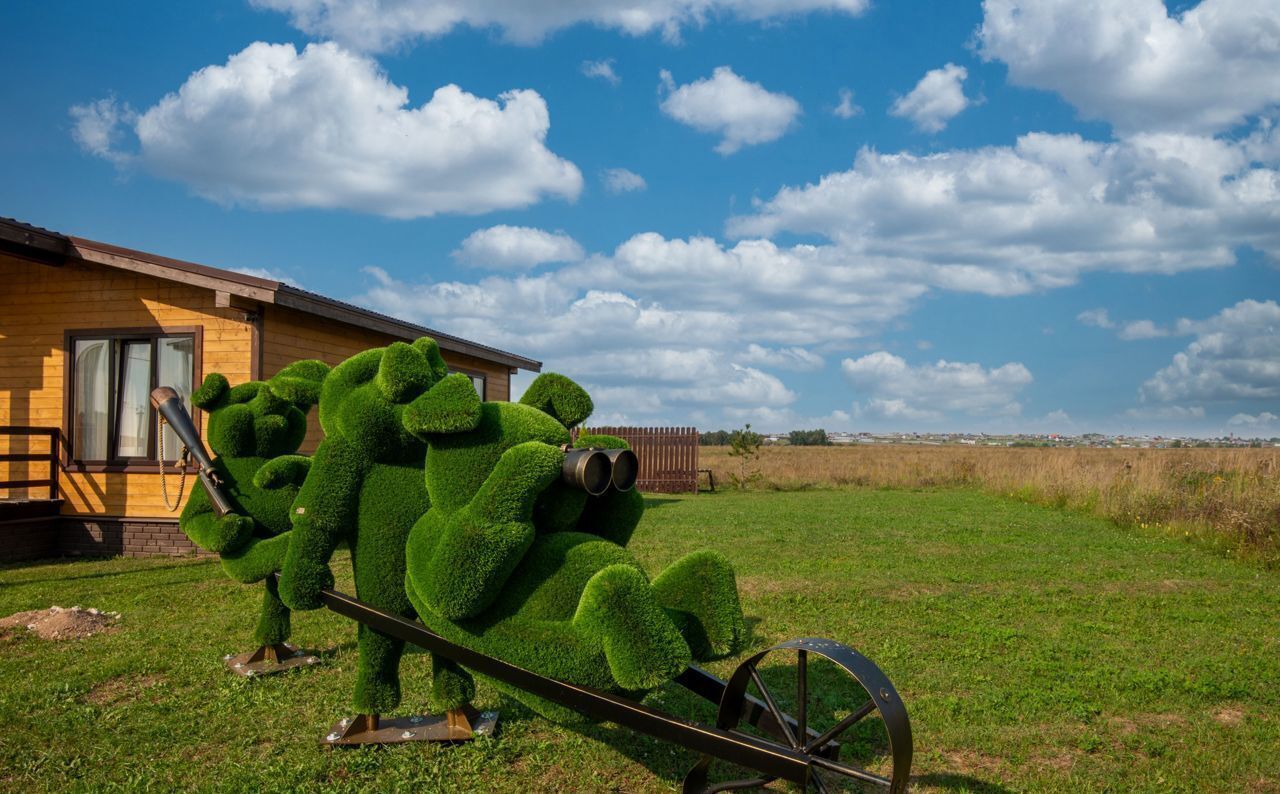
[0,217,541,372]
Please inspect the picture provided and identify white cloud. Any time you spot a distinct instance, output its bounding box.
[70,97,136,166]
[253,0,870,51]
[601,167,647,194]
[351,228,936,423]
[70,42,581,218]
[659,66,801,154]
[730,132,1280,295]
[1227,412,1277,431]
[842,351,1033,420]
[1077,308,1115,329]
[978,0,1280,134]
[230,265,303,287]
[452,225,584,269]
[1141,299,1280,403]
[1117,319,1170,340]
[1079,309,1171,339]
[736,344,824,371]
[1124,404,1206,421]
[890,63,970,133]
[1044,409,1073,425]
[581,58,620,85]
[832,88,862,119]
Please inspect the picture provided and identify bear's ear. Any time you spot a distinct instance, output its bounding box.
[403,373,482,438]
[376,341,434,403]
[411,336,449,385]
[268,359,330,407]
[519,373,593,429]
[192,373,230,410]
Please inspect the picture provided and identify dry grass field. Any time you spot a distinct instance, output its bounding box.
[700,445,1280,566]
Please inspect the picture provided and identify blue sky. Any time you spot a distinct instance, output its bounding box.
[2,0,1277,436]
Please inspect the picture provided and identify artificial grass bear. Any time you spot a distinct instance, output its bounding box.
[179,369,324,651]
[270,341,441,716]
[402,369,745,721]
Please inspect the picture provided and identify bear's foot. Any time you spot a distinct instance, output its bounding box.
[322,708,498,746]
[651,550,746,661]
[223,643,322,677]
[575,564,691,690]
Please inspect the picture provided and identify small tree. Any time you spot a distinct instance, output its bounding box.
[788,428,831,446]
[700,429,731,446]
[727,423,763,490]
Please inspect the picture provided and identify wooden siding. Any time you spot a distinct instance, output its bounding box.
[261,304,511,454]
[1,252,517,520]
[0,252,254,518]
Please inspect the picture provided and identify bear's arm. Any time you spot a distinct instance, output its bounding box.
[278,438,365,610]
[253,454,311,491]
[575,488,645,547]
[421,440,562,620]
[178,458,253,553]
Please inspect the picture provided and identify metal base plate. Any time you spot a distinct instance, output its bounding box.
[323,708,499,747]
[223,643,322,677]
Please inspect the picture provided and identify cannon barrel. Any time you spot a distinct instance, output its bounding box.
[150,387,234,518]
[561,447,638,496]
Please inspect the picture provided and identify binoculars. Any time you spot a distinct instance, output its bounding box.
[150,386,235,518]
[561,446,639,496]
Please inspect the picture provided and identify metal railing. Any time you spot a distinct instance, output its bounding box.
[0,426,61,500]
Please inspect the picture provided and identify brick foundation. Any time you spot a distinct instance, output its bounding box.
[59,517,213,558]
[0,517,60,562]
[1,516,215,563]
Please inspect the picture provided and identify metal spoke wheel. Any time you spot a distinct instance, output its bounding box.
[684,638,912,793]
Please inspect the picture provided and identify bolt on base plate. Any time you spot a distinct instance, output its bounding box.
[323,707,499,747]
[223,643,323,678]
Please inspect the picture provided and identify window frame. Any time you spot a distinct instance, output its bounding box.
[62,327,203,473]
[448,366,488,400]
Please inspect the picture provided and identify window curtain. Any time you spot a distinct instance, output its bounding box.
[73,339,110,460]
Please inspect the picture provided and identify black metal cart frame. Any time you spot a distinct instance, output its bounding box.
[284,574,913,792]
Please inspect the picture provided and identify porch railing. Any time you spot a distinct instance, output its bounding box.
[0,426,61,501]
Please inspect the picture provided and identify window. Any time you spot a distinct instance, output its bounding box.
[68,332,196,464]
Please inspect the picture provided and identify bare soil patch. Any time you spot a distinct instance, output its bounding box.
[0,605,120,640]
[1214,706,1246,727]
[85,673,162,706]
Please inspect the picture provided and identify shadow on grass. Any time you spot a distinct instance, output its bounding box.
[642,497,681,510]
[1,557,213,585]
[911,773,1016,793]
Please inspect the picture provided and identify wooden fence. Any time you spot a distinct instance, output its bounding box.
[580,426,700,494]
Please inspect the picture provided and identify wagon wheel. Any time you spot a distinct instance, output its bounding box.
[684,638,912,793]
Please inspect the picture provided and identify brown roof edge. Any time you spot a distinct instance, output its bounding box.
[0,217,541,372]
[0,216,72,264]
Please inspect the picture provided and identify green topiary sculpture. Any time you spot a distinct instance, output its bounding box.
[402,369,746,722]
[179,370,323,661]
[270,341,441,718]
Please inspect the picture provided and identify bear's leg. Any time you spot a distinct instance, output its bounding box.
[573,564,691,690]
[430,655,475,713]
[252,575,292,647]
[651,550,746,661]
[353,624,403,715]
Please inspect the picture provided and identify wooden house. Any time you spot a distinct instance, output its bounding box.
[0,217,540,562]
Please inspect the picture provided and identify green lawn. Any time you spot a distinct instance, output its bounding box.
[2,489,1278,792]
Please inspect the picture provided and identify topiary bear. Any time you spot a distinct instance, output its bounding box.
[180,369,325,663]
[402,369,745,722]
[269,340,442,719]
